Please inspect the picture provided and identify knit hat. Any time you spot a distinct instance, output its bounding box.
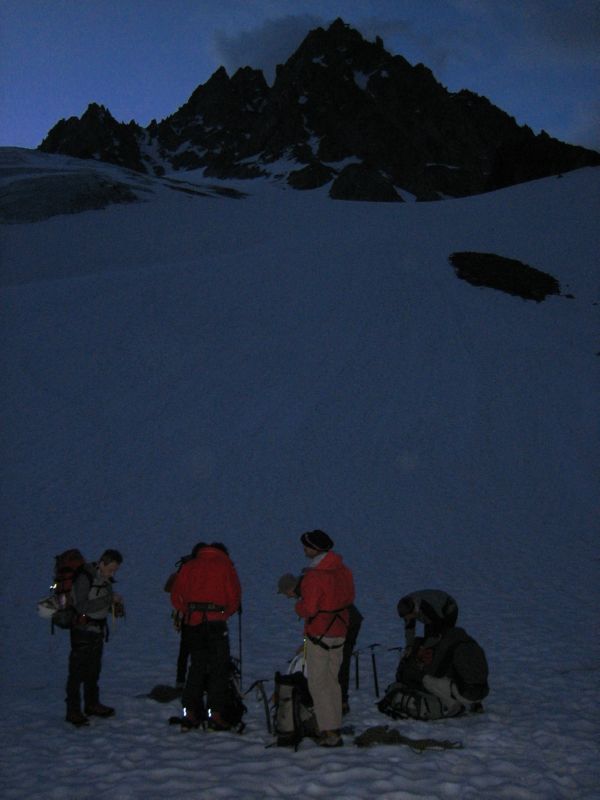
[277,573,299,594]
[397,595,415,618]
[300,529,334,552]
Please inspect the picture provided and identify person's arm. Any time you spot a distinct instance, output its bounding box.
[71,569,93,614]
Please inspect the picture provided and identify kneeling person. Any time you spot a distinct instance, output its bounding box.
[379,589,489,721]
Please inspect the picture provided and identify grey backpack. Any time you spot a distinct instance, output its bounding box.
[273,671,318,749]
[378,684,458,721]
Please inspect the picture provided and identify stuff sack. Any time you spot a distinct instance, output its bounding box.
[273,670,318,749]
[37,549,90,630]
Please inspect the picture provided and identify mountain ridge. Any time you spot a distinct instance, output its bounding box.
[37,17,600,200]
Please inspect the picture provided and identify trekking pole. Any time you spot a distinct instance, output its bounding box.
[245,679,272,734]
[368,643,381,698]
[353,649,360,690]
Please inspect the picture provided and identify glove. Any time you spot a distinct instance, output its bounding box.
[113,601,126,618]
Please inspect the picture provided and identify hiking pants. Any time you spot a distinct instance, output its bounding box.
[176,624,193,685]
[182,621,230,718]
[305,636,345,732]
[339,614,361,704]
[66,628,104,712]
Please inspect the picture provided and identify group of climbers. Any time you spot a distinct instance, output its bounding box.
[59,532,489,749]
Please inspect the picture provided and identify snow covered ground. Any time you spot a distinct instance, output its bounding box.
[0,148,599,799]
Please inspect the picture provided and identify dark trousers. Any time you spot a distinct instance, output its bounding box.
[176,624,193,685]
[182,621,230,718]
[339,606,363,704]
[66,628,104,712]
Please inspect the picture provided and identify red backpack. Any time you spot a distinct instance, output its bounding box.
[38,549,91,630]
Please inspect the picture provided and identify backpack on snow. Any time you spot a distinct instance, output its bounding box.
[37,549,93,631]
[219,658,247,731]
[273,670,318,749]
[377,684,455,721]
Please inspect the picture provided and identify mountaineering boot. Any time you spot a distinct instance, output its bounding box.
[317,730,344,748]
[84,702,115,718]
[180,707,201,730]
[207,710,231,731]
[66,709,89,727]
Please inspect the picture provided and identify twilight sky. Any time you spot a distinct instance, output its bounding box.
[1,0,599,151]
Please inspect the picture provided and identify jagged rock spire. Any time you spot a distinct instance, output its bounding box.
[39,18,600,200]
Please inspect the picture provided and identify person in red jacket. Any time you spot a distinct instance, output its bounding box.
[170,542,241,730]
[293,529,355,747]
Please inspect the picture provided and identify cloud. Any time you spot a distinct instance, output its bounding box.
[212,14,325,83]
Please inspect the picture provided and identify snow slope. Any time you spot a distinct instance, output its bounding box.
[0,148,599,799]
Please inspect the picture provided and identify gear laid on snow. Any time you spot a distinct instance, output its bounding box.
[354,725,463,752]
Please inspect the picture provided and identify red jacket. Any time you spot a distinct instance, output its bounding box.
[170,547,241,625]
[295,551,355,638]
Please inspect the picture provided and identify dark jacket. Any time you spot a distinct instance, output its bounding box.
[397,626,489,702]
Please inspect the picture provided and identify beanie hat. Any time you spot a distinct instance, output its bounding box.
[397,595,415,618]
[300,529,333,552]
[277,573,299,594]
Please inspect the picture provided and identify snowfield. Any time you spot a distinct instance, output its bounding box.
[0,148,599,799]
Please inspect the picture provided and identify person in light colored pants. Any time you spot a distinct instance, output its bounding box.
[304,636,345,732]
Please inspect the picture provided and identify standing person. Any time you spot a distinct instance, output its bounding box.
[278,572,362,715]
[293,529,355,747]
[65,549,124,727]
[170,542,241,730]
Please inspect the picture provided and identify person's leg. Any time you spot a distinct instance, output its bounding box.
[65,629,86,720]
[176,625,192,686]
[82,633,104,711]
[305,637,344,734]
[182,625,209,724]
[206,623,231,727]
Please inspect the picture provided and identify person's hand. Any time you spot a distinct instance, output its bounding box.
[113,592,123,603]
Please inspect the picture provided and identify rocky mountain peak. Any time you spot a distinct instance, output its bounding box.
[39,18,600,200]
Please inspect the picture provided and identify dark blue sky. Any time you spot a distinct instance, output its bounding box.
[1,0,599,150]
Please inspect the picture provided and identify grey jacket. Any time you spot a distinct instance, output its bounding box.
[398,589,459,647]
[72,563,114,631]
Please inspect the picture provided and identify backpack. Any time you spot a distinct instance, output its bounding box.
[377,684,455,721]
[273,670,318,749]
[37,549,93,631]
[219,658,247,731]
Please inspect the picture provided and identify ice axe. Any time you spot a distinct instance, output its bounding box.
[353,649,360,690]
[245,679,272,734]
[368,643,381,698]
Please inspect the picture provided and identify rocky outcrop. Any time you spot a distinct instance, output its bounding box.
[329,164,402,201]
[39,103,146,173]
[39,19,600,200]
[449,252,562,301]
